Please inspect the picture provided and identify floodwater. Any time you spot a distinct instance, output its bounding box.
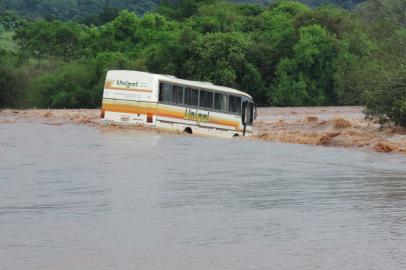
[1,122,406,270]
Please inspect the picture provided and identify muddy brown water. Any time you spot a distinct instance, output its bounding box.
[1,122,406,270]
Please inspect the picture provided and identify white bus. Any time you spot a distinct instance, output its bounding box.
[101,70,256,138]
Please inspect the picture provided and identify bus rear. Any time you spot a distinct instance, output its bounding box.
[101,70,158,126]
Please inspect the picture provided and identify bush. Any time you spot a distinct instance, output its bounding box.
[0,66,20,107]
[356,1,406,127]
[269,24,339,106]
[28,62,100,108]
[0,50,23,107]
[26,52,150,108]
[364,79,406,127]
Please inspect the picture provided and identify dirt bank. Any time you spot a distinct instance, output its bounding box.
[1,107,405,154]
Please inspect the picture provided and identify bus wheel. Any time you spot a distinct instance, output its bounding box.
[184,127,193,134]
[233,133,239,137]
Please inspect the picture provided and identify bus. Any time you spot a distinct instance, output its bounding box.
[101,70,256,138]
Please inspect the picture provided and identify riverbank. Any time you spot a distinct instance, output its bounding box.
[1,107,405,154]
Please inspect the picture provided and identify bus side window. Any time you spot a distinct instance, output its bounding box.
[228,96,242,114]
[185,88,198,107]
[191,89,198,107]
[199,90,207,108]
[173,85,183,105]
[171,86,177,104]
[160,83,172,103]
[236,96,242,114]
[214,93,227,112]
[177,86,184,105]
[206,91,213,109]
[185,88,192,106]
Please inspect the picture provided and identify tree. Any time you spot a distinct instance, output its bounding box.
[248,1,309,94]
[355,0,406,126]
[182,32,249,86]
[187,1,252,33]
[0,65,20,107]
[0,50,22,107]
[80,6,120,26]
[361,25,406,126]
[28,62,99,108]
[14,20,86,61]
[1,0,159,20]
[291,6,370,105]
[270,24,340,106]
[158,0,215,20]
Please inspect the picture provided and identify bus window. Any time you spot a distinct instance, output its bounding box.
[185,88,192,105]
[185,87,198,107]
[206,91,213,109]
[199,90,214,109]
[177,86,184,105]
[160,83,172,103]
[171,86,176,104]
[191,89,198,106]
[214,93,227,112]
[199,90,207,108]
[228,95,242,114]
[173,85,183,105]
[236,97,242,113]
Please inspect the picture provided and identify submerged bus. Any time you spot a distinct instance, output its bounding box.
[101,70,256,138]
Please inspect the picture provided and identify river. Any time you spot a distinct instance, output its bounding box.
[1,122,406,269]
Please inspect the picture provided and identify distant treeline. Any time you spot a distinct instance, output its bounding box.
[0,0,159,20]
[0,0,405,127]
[0,0,366,20]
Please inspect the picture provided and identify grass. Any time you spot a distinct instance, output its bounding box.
[0,31,17,51]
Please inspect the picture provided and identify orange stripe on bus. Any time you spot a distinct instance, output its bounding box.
[102,102,240,129]
[102,103,156,115]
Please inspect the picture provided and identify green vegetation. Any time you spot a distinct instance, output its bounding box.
[0,31,15,51]
[0,0,405,127]
[352,0,406,127]
[0,0,159,20]
[0,0,366,21]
